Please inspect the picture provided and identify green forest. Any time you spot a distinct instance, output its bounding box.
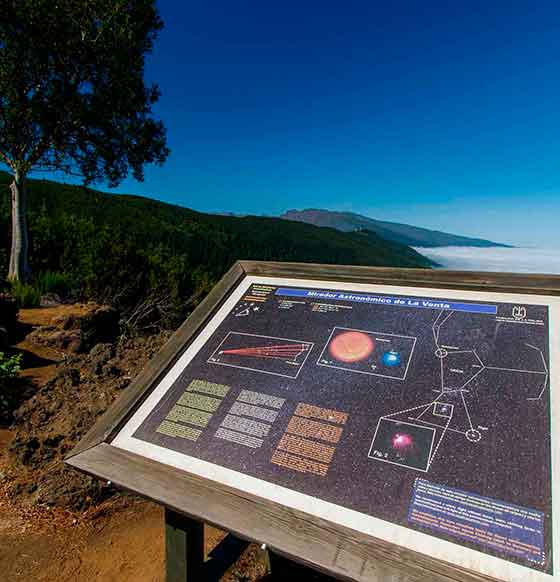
[0,171,434,325]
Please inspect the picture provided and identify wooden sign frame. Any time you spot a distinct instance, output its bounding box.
[66,261,560,582]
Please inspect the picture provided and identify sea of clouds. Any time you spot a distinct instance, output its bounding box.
[415,246,560,275]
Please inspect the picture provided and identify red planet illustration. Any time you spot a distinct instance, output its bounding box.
[328,331,374,363]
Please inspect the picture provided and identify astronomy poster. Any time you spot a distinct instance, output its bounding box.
[114,277,554,579]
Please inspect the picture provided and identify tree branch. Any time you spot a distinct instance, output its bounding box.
[0,148,12,169]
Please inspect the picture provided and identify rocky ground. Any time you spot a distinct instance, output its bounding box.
[0,304,290,581]
[5,302,172,510]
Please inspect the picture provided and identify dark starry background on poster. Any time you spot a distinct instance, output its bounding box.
[132,283,552,573]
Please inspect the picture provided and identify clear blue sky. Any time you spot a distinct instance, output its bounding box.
[40,2,560,245]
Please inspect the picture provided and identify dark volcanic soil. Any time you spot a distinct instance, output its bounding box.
[1,305,330,581]
[6,309,172,509]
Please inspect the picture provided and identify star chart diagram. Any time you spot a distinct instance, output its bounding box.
[232,301,262,318]
[368,309,549,472]
[209,287,549,474]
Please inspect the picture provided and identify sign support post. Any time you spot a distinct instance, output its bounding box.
[165,509,204,582]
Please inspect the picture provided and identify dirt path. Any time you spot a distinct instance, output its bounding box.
[0,474,245,582]
[0,483,165,581]
[0,306,168,581]
[1,422,259,582]
[0,306,270,582]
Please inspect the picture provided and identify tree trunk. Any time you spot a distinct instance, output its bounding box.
[8,170,31,282]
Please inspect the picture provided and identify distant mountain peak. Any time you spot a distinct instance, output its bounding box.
[280,209,510,248]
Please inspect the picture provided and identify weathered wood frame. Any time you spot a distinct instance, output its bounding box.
[66,260,560,582]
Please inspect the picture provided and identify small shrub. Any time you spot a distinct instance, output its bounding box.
[10,280,41,308]
[0,351,22,379]
[0,351,26,425]
[0,352,31,425]
[36,270,74,297]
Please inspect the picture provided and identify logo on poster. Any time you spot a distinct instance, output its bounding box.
[512,306,527,320]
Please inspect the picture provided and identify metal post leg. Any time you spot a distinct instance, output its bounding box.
[256,543,272,577]
[165,508,204,582]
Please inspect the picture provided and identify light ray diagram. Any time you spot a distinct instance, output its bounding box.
[218,342,311,364]
[368,310,549,472]
[208,332,314,379]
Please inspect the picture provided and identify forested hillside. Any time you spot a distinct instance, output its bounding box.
[0,172,434,321]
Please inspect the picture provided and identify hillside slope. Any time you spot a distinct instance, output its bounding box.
[281,209,510,248]
[0,173,434,314]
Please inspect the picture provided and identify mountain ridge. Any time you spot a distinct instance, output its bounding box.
[280,208,511,248]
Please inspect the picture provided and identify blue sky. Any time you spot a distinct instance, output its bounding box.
[34,2,560,245]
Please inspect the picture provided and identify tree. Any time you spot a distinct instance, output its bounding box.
[0,0,169,280]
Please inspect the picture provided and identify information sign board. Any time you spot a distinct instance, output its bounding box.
[66,262,560,582]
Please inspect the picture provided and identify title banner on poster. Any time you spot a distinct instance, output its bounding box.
[275,287,497,314]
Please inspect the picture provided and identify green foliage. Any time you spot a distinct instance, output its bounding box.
[35,271,75,297]
[0,351,28,425]
[0,0,168,182]
[5,267,73,308]
[10,280,41,308]
[1,1,169,281]
[0,351,22,380]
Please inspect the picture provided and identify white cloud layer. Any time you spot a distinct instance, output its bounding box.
[416,246,560,275]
